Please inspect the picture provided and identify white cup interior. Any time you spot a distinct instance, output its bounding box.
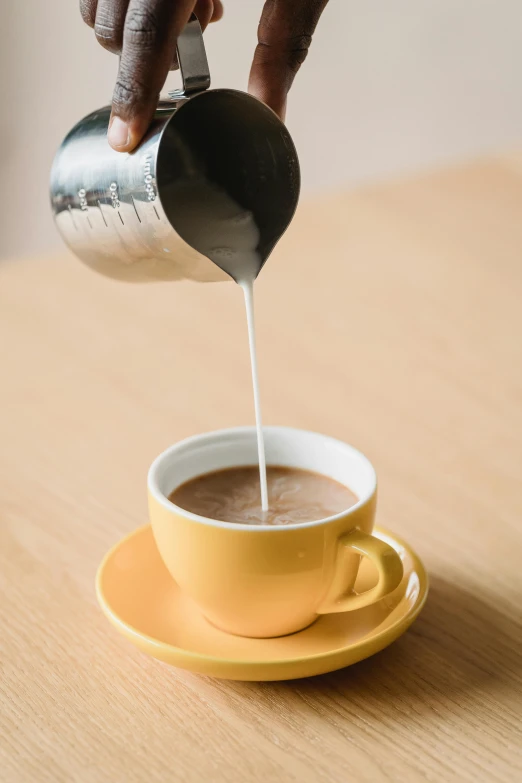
[149,426,376,529]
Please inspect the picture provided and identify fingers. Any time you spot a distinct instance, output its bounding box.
[249,0,329,119]
[211,0,224,22]
[108,0,194,152]
[79,0,224,152]
[94,0,130,53]
[165,0,214,69]
[193,0,215,31]
[80,0,98,27]
[192,0,224,28]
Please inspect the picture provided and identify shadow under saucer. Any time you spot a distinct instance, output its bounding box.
[274,573,522,704]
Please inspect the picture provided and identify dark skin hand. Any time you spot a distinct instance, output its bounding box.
[80,0,329,152]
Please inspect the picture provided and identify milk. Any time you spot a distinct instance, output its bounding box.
[240,280,268,512]
[167,178,269,511]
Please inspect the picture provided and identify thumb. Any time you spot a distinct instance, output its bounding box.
[248,0,329,120]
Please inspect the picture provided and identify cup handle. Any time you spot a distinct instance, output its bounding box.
[317,529,404,614]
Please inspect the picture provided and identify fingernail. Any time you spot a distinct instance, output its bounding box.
[108,116,130,149]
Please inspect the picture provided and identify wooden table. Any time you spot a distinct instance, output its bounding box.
[1,155,522,782]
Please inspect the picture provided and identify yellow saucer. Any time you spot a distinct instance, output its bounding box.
[96,525,428,681]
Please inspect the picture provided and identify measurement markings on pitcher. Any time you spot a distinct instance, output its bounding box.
[108,182,124,224]
[67,205,78,231]
[131,195,142,223]
[109,182,121,209]
[78,188,88,210]
[142,154,156,201]
[97,200,108,227]
[78,188,93,228]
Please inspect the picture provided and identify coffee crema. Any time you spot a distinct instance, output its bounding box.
[168,465,358,526]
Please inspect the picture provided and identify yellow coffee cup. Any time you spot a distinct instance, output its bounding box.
[148,426,403,638]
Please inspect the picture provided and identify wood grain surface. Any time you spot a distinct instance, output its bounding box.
[1,155,522,782]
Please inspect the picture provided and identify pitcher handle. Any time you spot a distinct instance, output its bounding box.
[169,13,211,98]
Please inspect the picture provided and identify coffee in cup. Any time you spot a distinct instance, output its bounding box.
[169,465,359,526]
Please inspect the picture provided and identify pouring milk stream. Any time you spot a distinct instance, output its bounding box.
[166,177,269,511]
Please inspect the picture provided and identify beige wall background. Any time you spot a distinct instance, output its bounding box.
[1,0,521,259]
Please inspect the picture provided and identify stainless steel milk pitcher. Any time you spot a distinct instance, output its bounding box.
[50,14,300,284]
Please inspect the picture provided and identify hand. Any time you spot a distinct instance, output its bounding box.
[80,0,329,152]
[248,1,329,122]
